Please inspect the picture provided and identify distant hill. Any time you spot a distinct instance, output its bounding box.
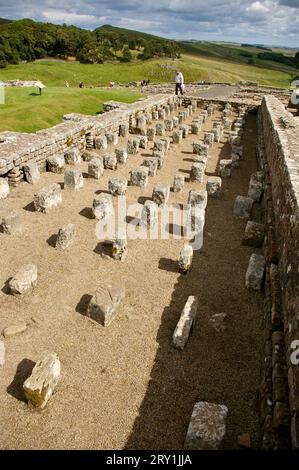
[0,18,12,24]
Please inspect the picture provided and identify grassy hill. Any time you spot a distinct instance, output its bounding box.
[0,18,12,24]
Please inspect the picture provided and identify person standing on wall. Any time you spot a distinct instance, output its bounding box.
[175,70,184,95]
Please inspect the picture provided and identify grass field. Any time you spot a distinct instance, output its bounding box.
[0,52,295,133]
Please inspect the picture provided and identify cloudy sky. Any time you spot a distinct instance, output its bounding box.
[0,0,298,47]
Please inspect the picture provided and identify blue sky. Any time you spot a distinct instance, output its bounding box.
[0,0,298,47]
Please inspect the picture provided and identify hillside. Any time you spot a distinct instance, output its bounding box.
[0,18,12,24]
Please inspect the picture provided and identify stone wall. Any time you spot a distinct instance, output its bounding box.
[258,95,299,449]
[0,94,173,180]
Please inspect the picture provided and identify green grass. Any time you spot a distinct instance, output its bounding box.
[0,53,294,133]
[0,87,142,133]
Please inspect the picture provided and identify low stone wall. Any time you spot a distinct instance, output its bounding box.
[0,94,174,179]
[258,95,299,448]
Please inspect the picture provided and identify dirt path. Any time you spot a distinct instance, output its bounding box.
[0,105,262,449]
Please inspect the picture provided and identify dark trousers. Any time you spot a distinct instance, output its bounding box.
[175,83,183,95]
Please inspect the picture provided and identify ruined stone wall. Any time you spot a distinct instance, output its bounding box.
[0,94,173,180]
[259,95,299,449]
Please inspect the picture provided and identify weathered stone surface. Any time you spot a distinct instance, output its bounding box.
[188,190,208,209]
[273,402,290,429]
[184,401,228,450]
[204,132,215,146]
[23,163,40,184]
[160,137,170,152]
[23,352,61,409]
[88,157,104,179]
[156,123,165,136]
[55,224,75,250]
[152,151,164,169]
[94,135,108,150]
[82,150,99,162]
[142,157,158,177]
[112,239,127,261]
[173,174,185,192]
[209,313,227,332]
[245,254,265,290]
[64,169,84,190]
[92,193,114,221]
[34,183,62,213]
[243,221,265,247]
[3,322,27,338]
[138,135,148,149]
[146,127,156,141]
[191,162,205,183]
[178,244,193,274]
[127,138,140,155]
[119,124,129,138]
[180,124,189,138]
[233,195,253,219]
[152,184,170,207]
[206,177,222,198]
[130,166,149,187]
[191,122,201,135]
[193,142,209,157]
[86,283,125,326]
[9,264,38,295]
[106,133,119,146]
[47,156,65,174]
[0,178,10,199]
[219,159,233,177]
[172,130,183,144]
[115,148,128,164]
[211,127,221,143]
[103,154,118,170]
[172,116,179,127]
[108,177,128,195]
[248,172,264,202]
[165,119,174,131]
[0,211,21,234]
[153,140,165,153]
[140,200,158,228]
[173,295,197,350]
[64,148,81,165]
[158,108,166,120]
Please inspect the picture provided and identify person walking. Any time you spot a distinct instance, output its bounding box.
[175,70,184,95]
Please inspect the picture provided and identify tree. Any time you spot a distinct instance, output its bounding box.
[121,45,132,62]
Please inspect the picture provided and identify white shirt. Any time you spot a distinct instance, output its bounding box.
[175,72,184,84]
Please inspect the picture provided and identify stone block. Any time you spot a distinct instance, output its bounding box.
[119,124,129,138]
[233,195,253,219]
[127,138,140,155]
[184,401,228,450]
[178,245,193,275]
[34,183,62,213]
[160,137,170,152]
[158,108,166,120]
[112,239,127,261]
[115,148,128,164]
[0,211,21,234]
[219,159,233,177]
[88,157,104,179]
[108,177,128,196]
[142,158,158,177]
[243,221,264,247]
[165,119,174,131]
[3,322,27,338]
[245,254,265,290]
[172,130,183,144]
[153,141,165,153]
[64,169,84,190]
[56,224,75,250]
[193,142,209,157]
[86,283,125,326]
[156,123,165,137]
[191,122,201,134]
[173,295,197,349]
[204,132,215,146]
[23,163,40,184]
[47,156,65,174]
[180,125,189,138]
[172,117,179,128]
[95,135,108,150]
[152,184,170,207]
[152,151,164,169]
[248,173,264,202]
[9,264,38,295]
[191,162,205,183]
[173,174,185,192]
[106,132,118,145]
[130,166,149,187]
[206,177,222,198]
[188,190,208,209]
[23,352,61,409]
[64,148,81,165]
[92,194,114,221]
[82,150,99,162]
[140,201,158,228]
[138,135,148,149]
[0,178,10,199]
[103,154,118,170]
[147,127,156,141]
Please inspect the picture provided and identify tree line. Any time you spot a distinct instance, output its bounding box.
[0,19,181,68]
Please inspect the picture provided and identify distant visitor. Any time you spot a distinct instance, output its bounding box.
[175,70,184,95]
[35,81,45,95]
